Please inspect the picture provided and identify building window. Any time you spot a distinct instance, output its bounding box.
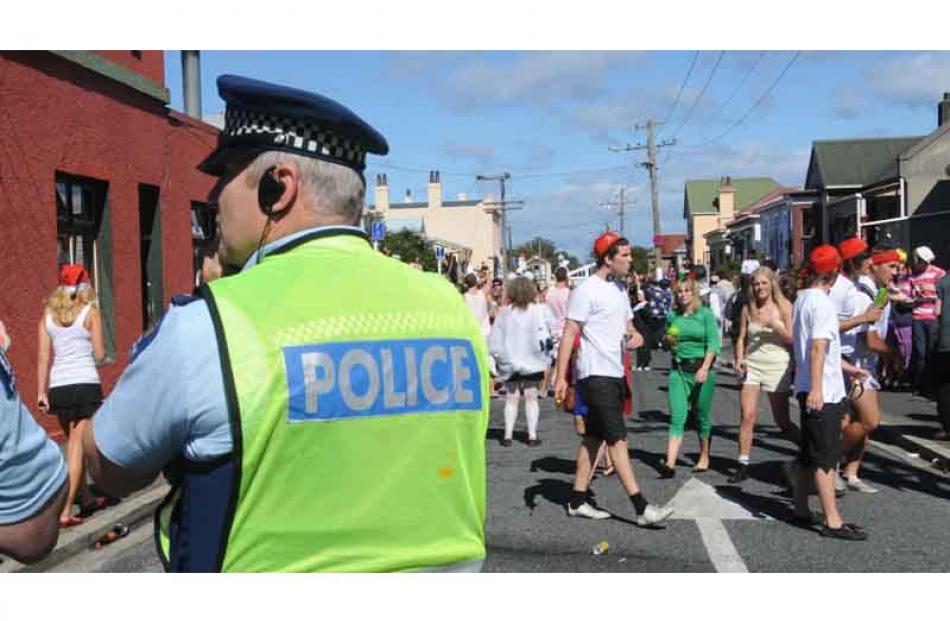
[55,173,116,361]
[191,200,217,279]
[139,185,163,332]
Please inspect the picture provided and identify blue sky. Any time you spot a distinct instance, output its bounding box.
[164,51,950,259]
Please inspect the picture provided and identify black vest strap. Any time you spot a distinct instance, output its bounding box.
[155,457,235,572]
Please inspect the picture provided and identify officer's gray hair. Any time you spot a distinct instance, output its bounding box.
[245,151,365,224]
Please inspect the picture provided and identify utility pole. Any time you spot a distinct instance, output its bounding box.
[599,185,632,238]
[610,120,675,272]
[477,172,523,276]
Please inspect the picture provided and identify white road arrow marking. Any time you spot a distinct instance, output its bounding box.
[665,477,771,573]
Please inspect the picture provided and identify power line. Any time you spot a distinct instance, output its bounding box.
[375,159,629,181]
[666,51,726,141]
[517,165,628,179]
[702,51,767,128]
[662,51,700,124]
[688,51,801,148]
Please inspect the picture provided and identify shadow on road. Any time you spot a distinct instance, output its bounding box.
[529,456,576,475]
[523,477,575,511]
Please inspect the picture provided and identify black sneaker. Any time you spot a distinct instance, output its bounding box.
[727,464,748,484]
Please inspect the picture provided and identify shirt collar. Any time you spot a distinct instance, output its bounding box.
[241,225,366,272]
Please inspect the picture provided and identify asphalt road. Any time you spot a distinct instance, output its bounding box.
[48,351,950,573]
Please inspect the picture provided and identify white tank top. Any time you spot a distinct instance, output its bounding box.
[47,304,100,388]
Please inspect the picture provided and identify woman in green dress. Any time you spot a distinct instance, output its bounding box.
[660,277,721,477]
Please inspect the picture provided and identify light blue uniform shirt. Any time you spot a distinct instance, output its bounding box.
[94,226,366,470]
[0,351,68,524]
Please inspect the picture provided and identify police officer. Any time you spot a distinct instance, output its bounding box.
[81,75,489,572]
[0,349,68,564]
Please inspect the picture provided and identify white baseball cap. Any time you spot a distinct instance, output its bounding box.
[740,259,761,275]
[914,246,936,263]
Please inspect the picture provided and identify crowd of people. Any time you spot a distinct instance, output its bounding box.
[3,66,950,571]
[465,231,950,540]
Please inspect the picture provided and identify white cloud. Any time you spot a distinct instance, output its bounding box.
[441,142,496,166]
[833,87,864,120]
[437,51,645,111]
[869,52,950,108]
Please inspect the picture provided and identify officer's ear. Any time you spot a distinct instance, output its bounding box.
[263,162,299,219]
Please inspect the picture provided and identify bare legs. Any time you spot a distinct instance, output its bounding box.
[795,465,844,529]
[737,386,800,461]
[573,437,641,496]
[664,434,710,470]
[842,388,880,480]
[61,419,89,522]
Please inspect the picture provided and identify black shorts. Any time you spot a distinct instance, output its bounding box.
[796,393,846,472]
[578,376,628,443]
[505,372,544,395]
[49,383,102,426]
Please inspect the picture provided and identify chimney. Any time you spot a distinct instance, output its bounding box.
[181,51,202,119]
[717,176,736,227]
[373,173,389,214]
[427,170,443,208]
[939,92,950,127]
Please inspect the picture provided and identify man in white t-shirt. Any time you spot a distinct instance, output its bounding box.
[839,247,900,493]
[789,245,868,541]
[554,232,673,527]
[830,237,885,494]
[834,238,885,359]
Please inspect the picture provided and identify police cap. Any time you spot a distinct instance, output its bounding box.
[198,75,389,179]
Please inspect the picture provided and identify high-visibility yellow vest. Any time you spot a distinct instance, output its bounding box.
[157,229,488,571]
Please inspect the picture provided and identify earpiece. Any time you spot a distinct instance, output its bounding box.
[258,166,285,216]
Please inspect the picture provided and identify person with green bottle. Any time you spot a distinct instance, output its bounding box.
[660,276,721,477]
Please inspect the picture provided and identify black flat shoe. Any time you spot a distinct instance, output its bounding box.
[819,523,868,541]
[501,438,513,447]
[727,465,748,484]
[658,464,677,479]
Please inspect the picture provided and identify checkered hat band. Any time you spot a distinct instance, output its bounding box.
[223,107,367,169]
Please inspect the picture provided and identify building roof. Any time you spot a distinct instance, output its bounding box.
[900,122,950,161]
[732,186,800,222]
[804,136,924,189]
[683,177,781,217]
[654,233,687,255]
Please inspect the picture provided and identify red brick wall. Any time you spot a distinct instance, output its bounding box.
[0,52,217,439]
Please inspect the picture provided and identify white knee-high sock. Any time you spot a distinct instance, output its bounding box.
[524,387,539,439]
[504,391,520,439]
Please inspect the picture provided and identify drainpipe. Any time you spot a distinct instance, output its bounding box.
[181,51,202,119]
[856,192,865,236]
[900,177,907,219]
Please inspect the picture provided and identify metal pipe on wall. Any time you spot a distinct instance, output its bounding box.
[181,51,202,119]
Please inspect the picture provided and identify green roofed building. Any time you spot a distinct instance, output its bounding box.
[805,94,950,266]
[683,176,780,265]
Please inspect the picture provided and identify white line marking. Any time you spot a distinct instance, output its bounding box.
[695,518,748,573]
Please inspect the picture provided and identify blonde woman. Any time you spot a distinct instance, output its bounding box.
[660,277,720,477]
[37,265,106,527]
[488,276,552,446]
[729,266,799,483]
